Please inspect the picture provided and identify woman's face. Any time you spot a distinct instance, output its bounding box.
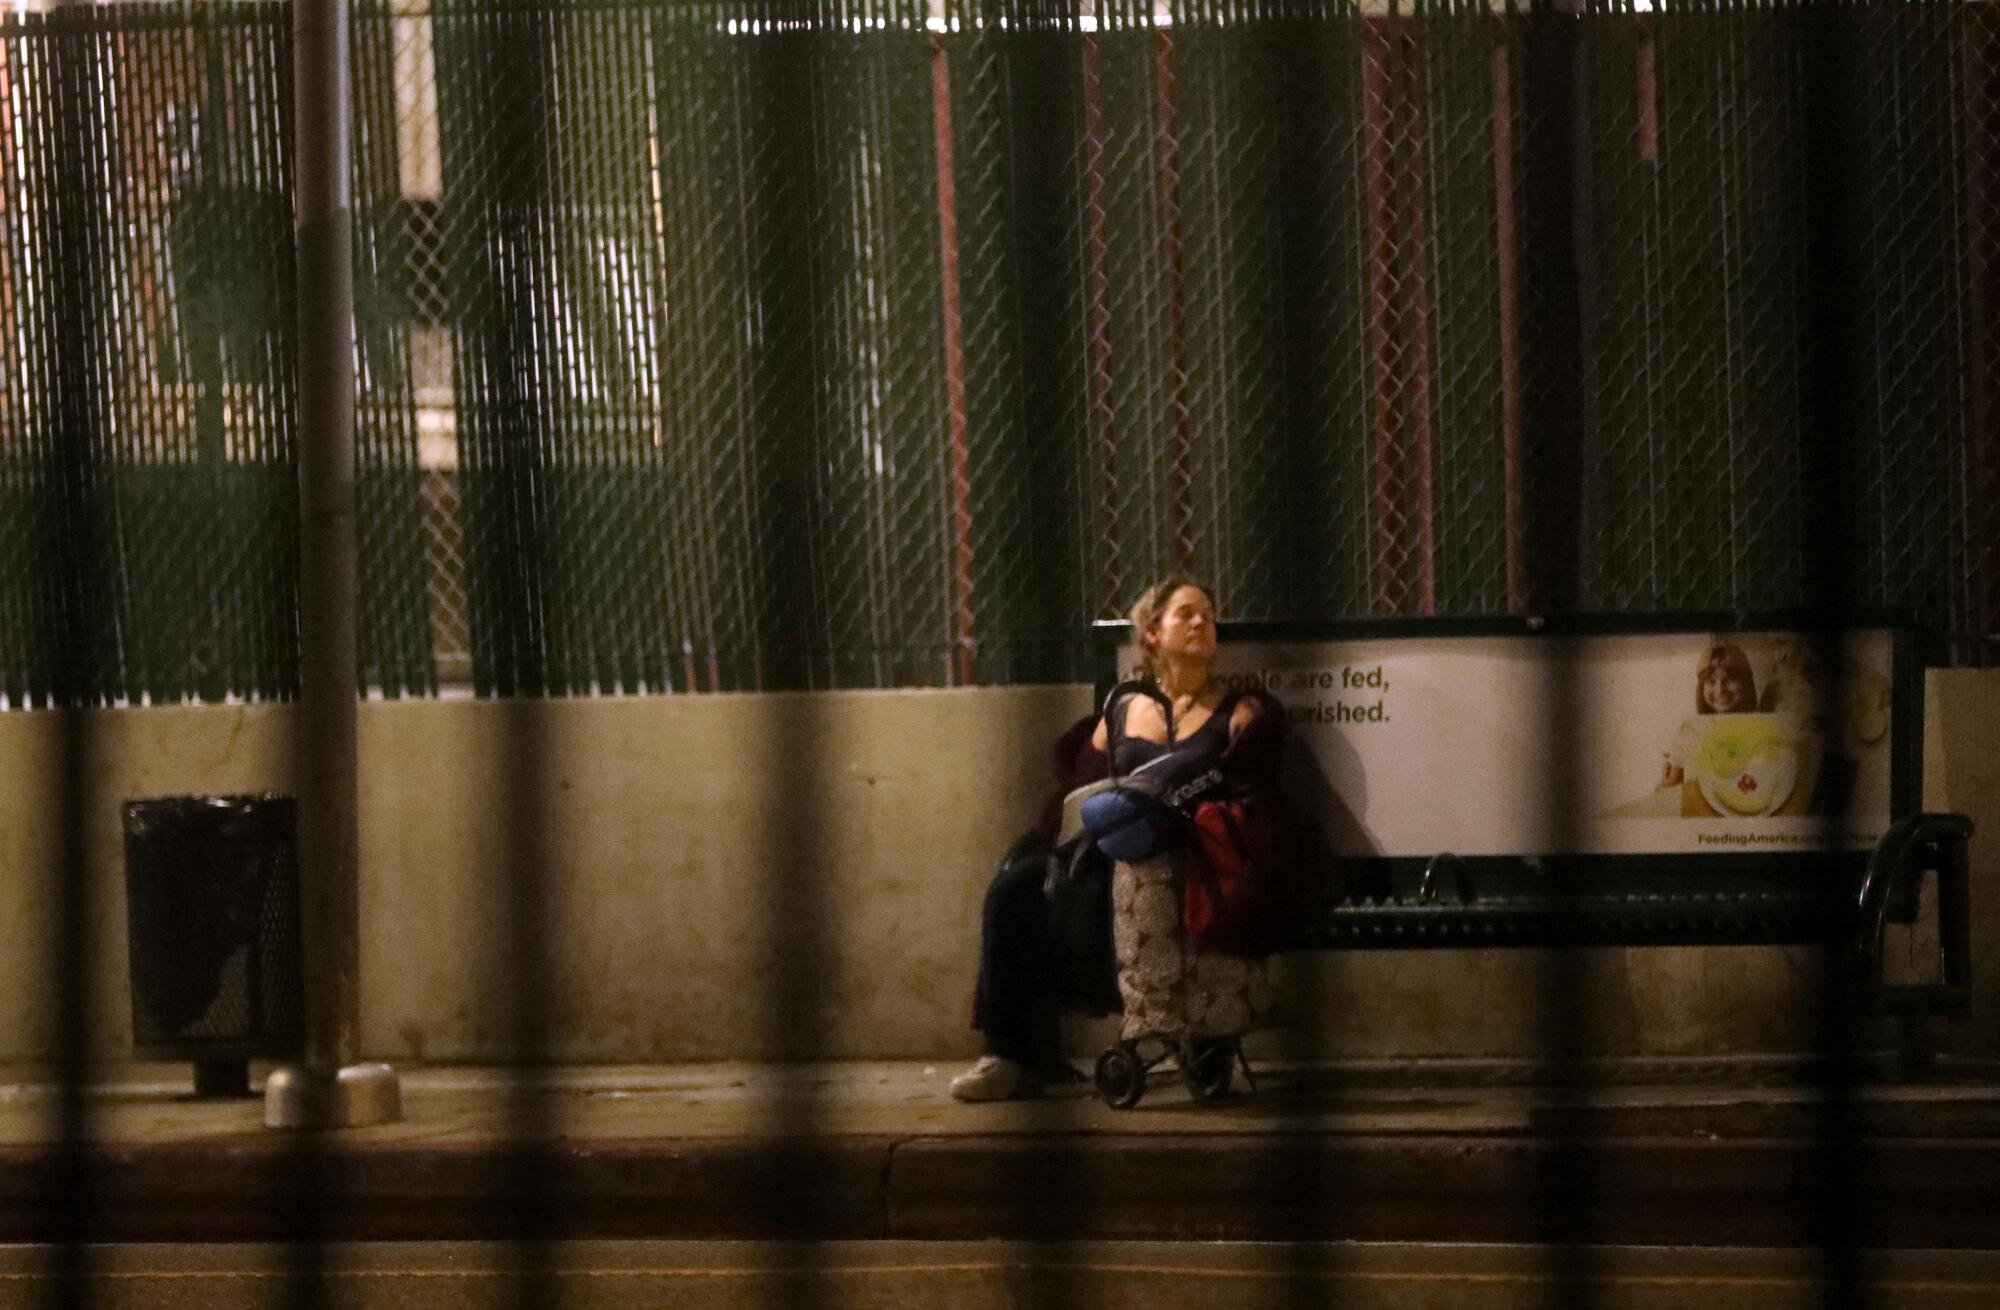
[1700,662,1751,713]
[1148,585,1217,662]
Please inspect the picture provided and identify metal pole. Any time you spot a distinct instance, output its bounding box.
[266,0,398,1129]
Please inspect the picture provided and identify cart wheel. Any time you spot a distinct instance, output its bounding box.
[1094,1043,1146,1109]
[1182,1038,1234,1103]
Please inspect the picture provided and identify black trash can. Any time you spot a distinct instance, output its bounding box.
[122,794,303,1096]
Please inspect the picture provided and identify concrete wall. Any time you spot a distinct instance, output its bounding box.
[3,674,1997,1064]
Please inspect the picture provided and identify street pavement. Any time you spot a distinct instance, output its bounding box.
[1,1057,1998,1247]
[5,1239,2000,1310]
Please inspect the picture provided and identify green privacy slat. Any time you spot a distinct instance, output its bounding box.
[354,6,439,699]
[0,2,435,706]
[944,8,1084,683]
[0,7,299,707]
[1576,0,1972,645]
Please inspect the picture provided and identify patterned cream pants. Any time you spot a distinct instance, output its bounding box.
[1112,850,1275,1043]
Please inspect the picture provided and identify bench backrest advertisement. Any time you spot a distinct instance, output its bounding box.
[1105,622,1918,859]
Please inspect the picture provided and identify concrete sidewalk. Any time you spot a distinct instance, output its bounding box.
[8,1240,2000,1310]
[3,1058,1999,1247]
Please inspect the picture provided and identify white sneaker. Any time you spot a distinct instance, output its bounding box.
[948,1055,1036,1102]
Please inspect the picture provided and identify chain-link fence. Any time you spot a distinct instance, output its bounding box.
[1580,0,1985,650]
[0,0,434,706]
[2,0,1996,703]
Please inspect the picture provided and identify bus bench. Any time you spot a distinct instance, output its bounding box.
[1093,613,1974,1076]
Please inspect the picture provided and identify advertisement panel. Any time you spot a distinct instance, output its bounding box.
[1113,627,1902,858]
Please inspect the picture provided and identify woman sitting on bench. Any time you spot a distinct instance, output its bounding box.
[950,575,1275,1102]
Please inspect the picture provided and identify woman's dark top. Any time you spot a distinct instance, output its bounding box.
[1110,689,1241,775]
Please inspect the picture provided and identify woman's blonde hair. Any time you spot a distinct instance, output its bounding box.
[1127,574,1215,682]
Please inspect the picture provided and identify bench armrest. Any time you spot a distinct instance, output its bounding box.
[1855,812,1975,1017]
